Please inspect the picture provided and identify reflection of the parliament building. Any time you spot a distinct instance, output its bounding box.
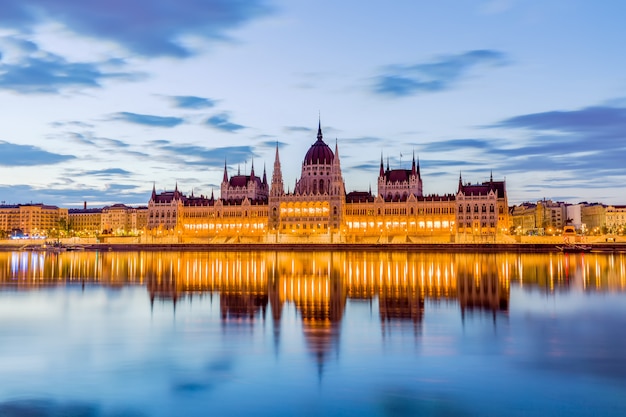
[2,251,625,359]
[2,251,625,303]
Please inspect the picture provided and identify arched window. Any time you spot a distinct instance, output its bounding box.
[319,179,325,194]
[474,205,478,213]
[490,205,495,213]
[459,205,463,213]
[313,180,317,194]
[482,204,486,213]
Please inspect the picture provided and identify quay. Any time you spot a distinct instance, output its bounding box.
[2,241,626,253]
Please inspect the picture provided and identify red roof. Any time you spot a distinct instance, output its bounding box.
[303,138,334,165]
[384,169,411,183]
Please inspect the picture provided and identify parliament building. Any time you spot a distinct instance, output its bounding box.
[148,122,509,243]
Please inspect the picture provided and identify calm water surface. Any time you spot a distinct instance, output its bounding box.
[0,250,625,416]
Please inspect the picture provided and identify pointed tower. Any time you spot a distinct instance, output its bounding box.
[458,172,463,193]
[222,160,229,183]
[270,143,284,197]
[221,160,230,201]
[413,153,423,197]
[328,137,345,231]
[262,163,268,186]
[151,182,157,201]
[268,142,284,235]
[317,118,323,141]
[330,138,345,197]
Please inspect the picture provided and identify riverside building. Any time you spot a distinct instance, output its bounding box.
[148,122,509,243]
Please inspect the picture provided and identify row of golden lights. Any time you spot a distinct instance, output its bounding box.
[2,252,625,292]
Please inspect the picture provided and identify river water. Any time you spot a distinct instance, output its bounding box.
[0,250,625,416]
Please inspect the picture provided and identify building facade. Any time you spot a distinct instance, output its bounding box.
[455,173,509,240]
[605,205,626,233]
[0,204,68,237]
[148,122,509,242]
[69,204,148,236]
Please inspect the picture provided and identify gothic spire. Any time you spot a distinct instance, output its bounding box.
[317,117,323,142]
[411,150,416,176]
[262,163,267,185]
[222,160,228,183]
[417,155,421,177]
[458,171,463,192]
[379,152,385,177]
[271,142,285,196]
[151,182,157,200]
[250,158,255,178]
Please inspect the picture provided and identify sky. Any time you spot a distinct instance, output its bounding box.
[0,0,625,208]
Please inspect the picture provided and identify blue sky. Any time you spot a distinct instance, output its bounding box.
[0,0,625,207]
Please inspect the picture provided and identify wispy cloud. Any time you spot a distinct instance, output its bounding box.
[170,95,216,109]
[0,0,272,58]
[0,141,74,166]
[50,120,95,129]
[206,113,245,132]
[112,112,184,127]
[489,105,626,174]
[0,183,149,206]
[421,138,495,152]
[372,50,508,97]
[158,143,254,166]
[284,126,312,133]
[259,140,288,149]
[494,106,626,137]
[83,168,133,177]
[0,36,142,94]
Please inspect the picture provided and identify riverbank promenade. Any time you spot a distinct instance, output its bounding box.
[2,235,625,253]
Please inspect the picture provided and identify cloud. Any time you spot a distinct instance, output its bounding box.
[494,106,626,138]
[489,105,626,174]
[66,132,132,149]
[372,50,508,97]
[113,112,184,127]
[0,141,75,166]
[0,36,142,94]
[340,136,385,145]
[0,183,149,206]
[170,95,216,109]
[83,168,132,177]
[158,143,254,166]
[259,140,288,149]
[284,126,313,133]
[0,0,272,58]
[206,113,245,132]
[50,120,94,129]
[421,138,494,152]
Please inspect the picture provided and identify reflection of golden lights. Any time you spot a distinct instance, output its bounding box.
[1,252,624,300]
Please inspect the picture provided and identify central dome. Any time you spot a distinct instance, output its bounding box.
[303,123,334,165]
